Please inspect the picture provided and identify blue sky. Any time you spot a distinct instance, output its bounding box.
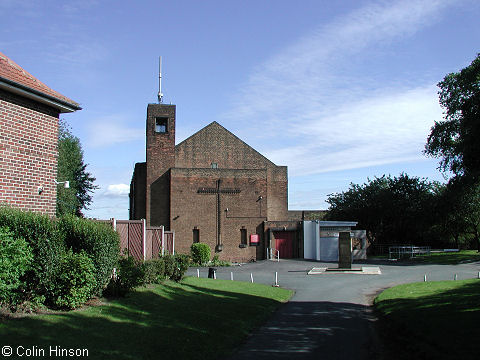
[1,0,479,219]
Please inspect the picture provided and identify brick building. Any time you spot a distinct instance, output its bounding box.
[0,52,81,215]
[130,103,291,262]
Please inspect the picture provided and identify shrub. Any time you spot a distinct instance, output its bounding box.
[57,215,120,295]
[190,243,211,265]
[0,226,33,306]
[142,258,165,284]
[163,254,176,279]
[104,256,144,297]
[172,254,190,282]
[211,254,231,267]
[52,250,96,309]
[162,254,190,282]
[0,206,64,301]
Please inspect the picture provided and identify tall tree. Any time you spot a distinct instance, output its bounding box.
[439,177,480,251]
[425,53,480,178]
[325,174,441,247]
[57,120,97,217]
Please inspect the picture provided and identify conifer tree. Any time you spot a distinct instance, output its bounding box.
[57,120,97,217]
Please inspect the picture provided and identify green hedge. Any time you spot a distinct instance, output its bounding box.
[143,258,166,284]
[104,256,145,297]
[0,207,121,309]
[0,226,33,306]
[0,207,64,302]
[190,243,211,265]
[52,250,96,309]
[57,215,120,295]
[163,254,190,282]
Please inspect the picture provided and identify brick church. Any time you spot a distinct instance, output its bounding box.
[129,102,303,262]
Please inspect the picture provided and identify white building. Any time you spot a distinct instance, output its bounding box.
[303,221,367,261]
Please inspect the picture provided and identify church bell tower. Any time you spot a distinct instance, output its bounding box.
[145,57,176,227]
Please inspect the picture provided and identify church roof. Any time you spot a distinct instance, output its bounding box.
[175,121,278,169]
[0,51,81,113]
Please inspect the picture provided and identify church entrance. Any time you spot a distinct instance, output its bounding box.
[274,231,295,259]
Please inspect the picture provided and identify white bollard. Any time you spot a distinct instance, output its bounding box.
[273,272,279,287]
[231,272,233,281]
[197,269,200,278]
[250,273,254,283]
[424,274,427,282]
[478,271,480,279]
[214,270,216,280]
[454,274,457,281]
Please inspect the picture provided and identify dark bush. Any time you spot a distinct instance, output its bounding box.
[173,254,190,282]
[190,243,211,265]
[142,258,165,284]
[52,250,96,309]
[104,256,144,297]
[57,215,120,295]
[0,206,64,301]
[163,254,176,279]
[211,254,231,267]
[169,254,190,282]
[0,226,33,306]
[161,254,189,282]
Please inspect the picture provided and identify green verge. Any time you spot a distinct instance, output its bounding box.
[411,250,480,265]
[374,279,480,360]
[0,277,293,360]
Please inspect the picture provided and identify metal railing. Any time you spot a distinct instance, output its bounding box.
[267,248,280,262]
[389,245,431,260]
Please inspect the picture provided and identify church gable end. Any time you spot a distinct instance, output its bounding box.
[175,121,276,170]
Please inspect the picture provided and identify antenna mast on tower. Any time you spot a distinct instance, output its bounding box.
[158,56,164,103]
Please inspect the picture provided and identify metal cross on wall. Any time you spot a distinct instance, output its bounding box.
[197,179,241,251]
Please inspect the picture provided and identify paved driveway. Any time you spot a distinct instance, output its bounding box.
[187,259,480,360]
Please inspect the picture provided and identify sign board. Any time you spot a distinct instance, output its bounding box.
[250,234,260,246]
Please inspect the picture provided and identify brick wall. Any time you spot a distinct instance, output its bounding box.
[0,90,59,215]
[129,162,146,220]
[175,122,276,170]
[266,166,288,221]
[170,168,267,262]
[145,104,176,226]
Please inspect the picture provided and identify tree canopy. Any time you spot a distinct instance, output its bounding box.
[325,54,480,251]
[425,53,480,178]
[57,120,97,217]
[437,177,480,250]
[325,174,442,247]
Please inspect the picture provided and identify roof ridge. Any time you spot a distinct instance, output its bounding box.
[0,51,80,108]
[175,121,277,167]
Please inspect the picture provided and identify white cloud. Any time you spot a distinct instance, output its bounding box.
[102,184,130,198]
[263,85,442,175]
[224,0,457,176]
[86,115,144,148]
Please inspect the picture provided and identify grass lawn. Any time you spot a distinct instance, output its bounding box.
[371,250,480,264]
[0,277,293,359]
[411,250,480,264]
[374,279,480,360]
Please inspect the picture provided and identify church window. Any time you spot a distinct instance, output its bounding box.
[193,228,200,243]
[211,162,218,169]
[240,228,247,246]
[155,117,168,133]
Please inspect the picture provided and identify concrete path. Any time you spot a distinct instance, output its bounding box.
[187,259,480,360]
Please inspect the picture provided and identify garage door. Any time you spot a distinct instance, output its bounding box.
[274,231,295,259]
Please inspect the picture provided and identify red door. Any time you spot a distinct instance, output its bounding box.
[274,231,295,259]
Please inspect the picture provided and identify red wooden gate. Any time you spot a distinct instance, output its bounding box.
[116,220,144,260]
[274,231,295,259]
[163,231,175,255]
[97,219,172,261]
